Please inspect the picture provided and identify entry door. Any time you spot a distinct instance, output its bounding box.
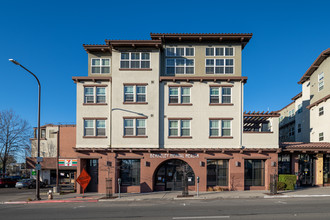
[299,154,314,185]
[166,167,183,191]
[86,159,98,192]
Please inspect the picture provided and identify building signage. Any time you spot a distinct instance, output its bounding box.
[59,159,77,167]
[149,153,199,159]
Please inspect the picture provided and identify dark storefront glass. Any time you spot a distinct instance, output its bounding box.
[207,160,228,187]
[278,154,291,174]
[244,160,265,186]
[120,159,140,186]
[324,155,330,184]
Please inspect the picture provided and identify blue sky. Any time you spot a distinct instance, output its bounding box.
[1,0,329,128]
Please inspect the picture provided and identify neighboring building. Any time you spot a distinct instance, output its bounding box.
[278,48,330,186]
[72,33,280,194]
[27,124,77,186]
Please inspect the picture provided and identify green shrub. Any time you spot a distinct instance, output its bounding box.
[278,174,296,190]
[277,182,286,191]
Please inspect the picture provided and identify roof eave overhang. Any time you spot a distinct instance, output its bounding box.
[159,76,248,84]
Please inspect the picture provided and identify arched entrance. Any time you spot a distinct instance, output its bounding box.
[154,159,195,191]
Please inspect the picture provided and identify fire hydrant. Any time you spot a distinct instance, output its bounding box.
[48,190,53,200]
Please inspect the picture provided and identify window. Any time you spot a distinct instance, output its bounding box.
[207,160,229,187]
[169,119,191,137]
[206,59,234,74]
[244,160,265,186]
[289,126,295,137]
[41,129,46,138]
[297,104,302,114]
[166,58,194,74]
[166,47,195,56]
[288,109,295,118]
[84,119,106,137]
[209,119,232,137]
[298,123,301,133]
[278,154,291,174]
[124,85,147,103]
[120,52,150,69]
[84,87,106,104]
[209,87,232,104]
[169,87,191,104]
[124,118,146,136]
[318,72,324,91]
[319,132,324,141]
[205,47,234,56]
[91,58,110,74]
[120,159,140,186]
[319,107,324,116]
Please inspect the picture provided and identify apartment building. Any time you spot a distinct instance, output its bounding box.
[278,48,330,186]
[28,124,77,186]
[72,33,279,194]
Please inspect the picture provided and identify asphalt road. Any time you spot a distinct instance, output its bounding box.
[1,197,330,219]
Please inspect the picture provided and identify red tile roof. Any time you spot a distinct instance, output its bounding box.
[298,48,330,84]
[280,142,330,149]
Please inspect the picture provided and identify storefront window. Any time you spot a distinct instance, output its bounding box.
[244,160,265,186]
[278,154,291,174]
[207,160,228,187]
[120,159,140,186]
[324,155,330,184]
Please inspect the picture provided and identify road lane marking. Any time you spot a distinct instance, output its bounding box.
[173,216,230,219]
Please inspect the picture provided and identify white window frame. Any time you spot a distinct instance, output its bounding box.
[84,119,106,137]
[168,86,191,104]
[209,87,232,104]
[166,58,195,74]
[221,87,231,104]
[205,47,235,57]
[205,59,234,74]
[297,104,302,114]
[120,52,150,69]
[84,87,106,104]
[319,132,324,141]
[165,47,195,57]
[318,72,324,91]
[209,120,220,137]
[319,106,324,116]
[124,85,147,103]
[168,119,191,137]
[91,58,110,74]
[221,120,231,137]
[124,118,147,136]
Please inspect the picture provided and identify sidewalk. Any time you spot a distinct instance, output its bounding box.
[1,186,330,204]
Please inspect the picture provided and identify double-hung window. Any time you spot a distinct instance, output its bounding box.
[297,104,302,114]
[209,87,232,104]
[84,87,106,104]
[84,119,106,137]
[91,58,110,74]
[120,52,150,69]
[209,119,232,137]
[166,47,195,57]
[206,47,234,56]
[169,87,191,104]
[124,85,147,103]
[169,119,191,137]
[166,58,194,74]
[319,107,324,116]
[206,59,234,74]
[319,72,324,91]
[319,132,324,141]
[124,118,147,137]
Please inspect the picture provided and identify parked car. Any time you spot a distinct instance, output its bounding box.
[15,179,33,189]
[16,179,47,189]
[0,178,17,188]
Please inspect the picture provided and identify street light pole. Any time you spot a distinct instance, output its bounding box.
[9,59,41,200]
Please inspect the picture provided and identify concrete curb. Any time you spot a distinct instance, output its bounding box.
[3,199,98,205]
[264,194,330,199]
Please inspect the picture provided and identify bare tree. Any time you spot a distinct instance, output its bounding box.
[0,110,30,175]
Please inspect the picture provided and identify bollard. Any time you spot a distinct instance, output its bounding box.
[197,176,200,197]
[118,178,121,198]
